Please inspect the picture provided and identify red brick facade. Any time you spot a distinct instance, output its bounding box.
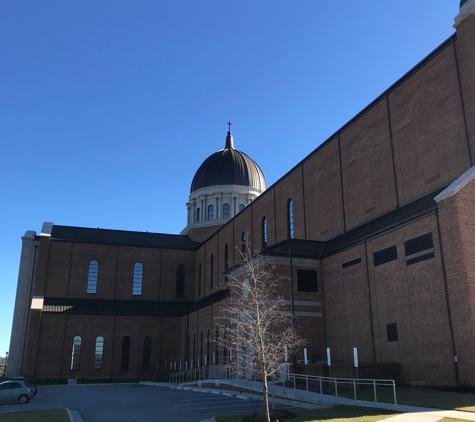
[10,6,475,386]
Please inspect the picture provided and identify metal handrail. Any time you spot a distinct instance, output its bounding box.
[169,365,397,406]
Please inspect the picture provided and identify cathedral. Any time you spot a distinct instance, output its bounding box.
[8,1,475,387]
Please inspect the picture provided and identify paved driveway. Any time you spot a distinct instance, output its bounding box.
[0,384,275,421]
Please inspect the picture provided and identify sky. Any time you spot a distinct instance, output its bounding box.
[0,1,459,359]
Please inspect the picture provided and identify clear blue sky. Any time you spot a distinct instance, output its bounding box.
[0,1,458,359]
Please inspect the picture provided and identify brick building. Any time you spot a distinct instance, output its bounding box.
[7,1,475,386]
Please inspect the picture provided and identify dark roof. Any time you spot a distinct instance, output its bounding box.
[190,132,266,193]
[42,289,229,316]
[262,239,325,258]
[323,187,444,256]
[461,0,468,6]
[50,225,200,250]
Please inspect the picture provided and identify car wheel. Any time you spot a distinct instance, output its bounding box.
[18,394,29,404]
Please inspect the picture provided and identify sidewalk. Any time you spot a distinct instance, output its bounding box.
[159,381,475,422]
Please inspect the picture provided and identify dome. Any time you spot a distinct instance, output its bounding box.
[190,131,267,193]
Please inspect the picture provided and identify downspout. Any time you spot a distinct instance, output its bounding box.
[363,240,377,362]
[435,209,460,387]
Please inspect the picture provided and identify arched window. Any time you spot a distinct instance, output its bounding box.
[121,336,130,370]
[133,263,143,295]
[262,217,268,248]
[176,264,185,297]
[222,203,230,219]
[224,244,229,278]
[239,204,245,212]
[287,199,294,239]
[71,336,81,371]
[208,205,214,221]
[241,232,247,254]
[94,336,104,370]
[198,262,202,295]
[210,254,214,290]
[87,260,98,294]
[196,207,201,223]
[142,336,152,370]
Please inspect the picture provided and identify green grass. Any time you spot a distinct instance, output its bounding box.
[0,409,69,422]
[440,419,475,422]
[215,405,396,422]
[340,386,475,412]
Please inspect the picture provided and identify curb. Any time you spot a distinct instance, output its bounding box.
[66,408,84,422]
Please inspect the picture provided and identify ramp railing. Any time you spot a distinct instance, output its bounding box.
[169,365,397,407]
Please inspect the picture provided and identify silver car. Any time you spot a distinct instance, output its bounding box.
[0,381,35,404]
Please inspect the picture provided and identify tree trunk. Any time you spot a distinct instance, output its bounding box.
[262,365,271,422]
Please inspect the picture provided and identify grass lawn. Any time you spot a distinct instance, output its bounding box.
[440,419,475,422]
[215,405,397,422]
[0,409,69,422]
[341,386,475,412]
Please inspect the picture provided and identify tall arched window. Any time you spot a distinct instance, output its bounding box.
[239,204,245,212]
[133,263,143,295]
[71,336,81,371]
[176,264,185,297]
[262,217,268,248]
[142,336,152,370]
[87,260,98,294]
[224,244,229,272]
[196,207,201,223]
[121,336,130,370]
[287,199,294,239]
[208,205,214,221]
[241,232,247,254]
[210,254,214,290]
[198,262,202,295]
[222,203,230,219]
[94,336,104,370]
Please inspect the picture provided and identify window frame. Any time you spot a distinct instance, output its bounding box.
[287,199,294,239]
[94,336,104,370]
[208,205,214,221]
[121,336,130,370]
[133,262,143,295]
[176,264,185,297]
[142,336,152,370]
[210,254,214,290]
[262,217,268,248]
[222,203,230,219]
[71,336,82,371]
[241,232,247,254]
[87,260,99,294]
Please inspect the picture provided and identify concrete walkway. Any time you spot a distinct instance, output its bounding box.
[382,406,475,422]
[159,381,475,422]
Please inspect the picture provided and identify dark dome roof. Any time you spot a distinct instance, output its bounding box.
[190,132,267,193]
[461,0,469,6]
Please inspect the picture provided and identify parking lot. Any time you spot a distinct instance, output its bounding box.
[0,383,293,421]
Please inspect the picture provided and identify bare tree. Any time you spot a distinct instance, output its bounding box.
[216,247,305,422]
